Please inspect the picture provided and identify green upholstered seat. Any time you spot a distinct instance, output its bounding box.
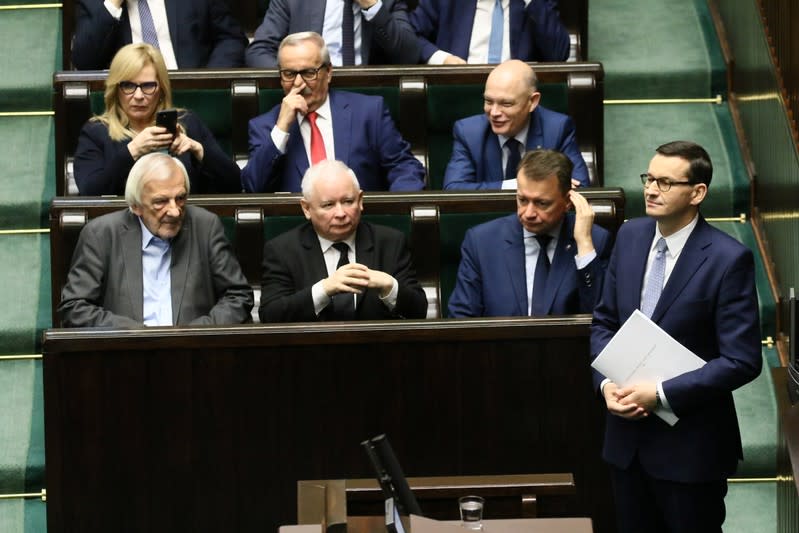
[0,9,60,112]
[0,117,56,229]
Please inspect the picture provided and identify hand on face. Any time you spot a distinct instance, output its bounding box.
[276,83,311,132]
[569,189,595,255]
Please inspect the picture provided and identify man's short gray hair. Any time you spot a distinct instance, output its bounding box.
[301,160,361,200]
[278,31,331,66]
[124,152,190,208]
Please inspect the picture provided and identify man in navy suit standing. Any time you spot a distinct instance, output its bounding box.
[442,60,589,189]
[410,0,569,65]
[448,149,609,318]
[72,0,247,69]
[591,141,762,532]
[242,31,425,193]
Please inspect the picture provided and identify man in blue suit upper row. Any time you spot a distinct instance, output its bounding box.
[448,149,609,318]
[242,32,426,193]
[443,59,589,189]
[591,141,761,532]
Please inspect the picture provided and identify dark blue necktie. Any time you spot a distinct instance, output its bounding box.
[341,0,355,65]
[138,0,160,49]
[331,242,355,319]
[505,138,522,181]
[530,234,552,316]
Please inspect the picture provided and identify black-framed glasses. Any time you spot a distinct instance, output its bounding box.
[278,64,329,83]
[639,173,695,192]
[118,81,159,95]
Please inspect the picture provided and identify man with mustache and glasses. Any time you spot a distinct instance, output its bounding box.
[59,152,253,327]
[242,32,425,193]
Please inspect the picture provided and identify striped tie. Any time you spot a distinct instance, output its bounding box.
[641,238,668,317]
[138,0,160,49]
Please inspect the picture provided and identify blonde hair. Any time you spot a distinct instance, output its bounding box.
[93,43,174,141]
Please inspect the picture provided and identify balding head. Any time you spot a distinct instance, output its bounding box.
[483,60,541,138]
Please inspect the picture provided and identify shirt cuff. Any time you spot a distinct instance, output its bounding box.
[501,178,517,190]
[524,0,533,7]
[104,0,123,19]
[657,381,673,412]
[379,277,399,310]
[428,50,450,65]
[599,378,612,396]
[361,0,383,21]
[311,281,331,316]
[574,250,597,270]
[270,127,290,154]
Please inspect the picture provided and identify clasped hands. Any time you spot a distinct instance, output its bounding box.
[603,382,658,421]
[321,263,394,299]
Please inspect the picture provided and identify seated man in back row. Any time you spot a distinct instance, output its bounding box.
[443,60,589,190]
[260,159,428,323]
[448,149,609,318]
[242,31,426,193]
[59,152,253,327]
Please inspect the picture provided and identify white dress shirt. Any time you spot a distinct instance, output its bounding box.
[322,0,384,66]
[497,122,529,190]
[428,0,533,65]
[104,0,179,69]
[270,96,336,165]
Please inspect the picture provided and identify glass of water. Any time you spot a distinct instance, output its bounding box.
[459,495,484,530]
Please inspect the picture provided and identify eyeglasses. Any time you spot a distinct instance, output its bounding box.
[639,173,695,192]
[118,81,159,95]
[278,64,328,83]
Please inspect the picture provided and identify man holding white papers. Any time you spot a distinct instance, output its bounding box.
[590,141,761,533]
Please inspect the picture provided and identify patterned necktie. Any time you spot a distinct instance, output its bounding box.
[138,0,160,49]
[530,234,552,316]
[331,242,355,319]
[307,112,327,165]
[505,138,521,181]
[341,0,356,66]
[641,237,668,317]
[487,0,504,63]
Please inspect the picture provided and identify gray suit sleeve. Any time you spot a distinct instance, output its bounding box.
[58,222,142,328]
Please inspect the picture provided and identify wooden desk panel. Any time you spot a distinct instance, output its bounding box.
[43,318,613,532]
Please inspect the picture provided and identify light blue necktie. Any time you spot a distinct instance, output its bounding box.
[487,0,504,63]
[641,237,668,317]
[138,0,160,49]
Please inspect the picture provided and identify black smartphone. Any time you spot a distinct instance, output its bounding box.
[155,109,178,136]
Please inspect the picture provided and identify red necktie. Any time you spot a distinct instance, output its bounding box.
[307,111,327,165]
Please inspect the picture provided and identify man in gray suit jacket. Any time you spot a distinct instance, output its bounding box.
[245,0,420,67]
[58,153,253,327]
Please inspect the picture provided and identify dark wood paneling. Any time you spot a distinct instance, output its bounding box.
[43,318,614,533]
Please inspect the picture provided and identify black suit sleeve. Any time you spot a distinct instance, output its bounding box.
[259,237,321,323]
[365,0,421,65]
[72,0,127,70]
[74,121,136,196]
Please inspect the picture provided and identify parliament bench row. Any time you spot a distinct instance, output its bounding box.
[53,62,605,194]
[57,0,589,67]
[48,188,626,326]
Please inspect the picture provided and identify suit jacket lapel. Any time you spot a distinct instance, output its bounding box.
[169,213,191,325]
[525,109,544,151]
[454,6,478,59]
[121,212,144,323]
[286,119,309,187]
[309,0,327,33]
[331,92,352,165]
[650,217,711,322]
[503,218,528,315]
[484,126,504,181]
[508,0,525,58]
[300,223,329,284]
[353,223,375,310]
[542,218,574,314]
[621,219,656,316]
